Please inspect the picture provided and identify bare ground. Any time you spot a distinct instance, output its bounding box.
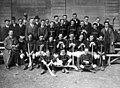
[0,64,120,88]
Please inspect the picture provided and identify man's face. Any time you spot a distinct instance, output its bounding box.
[99,36,103,41]
[8,30,13,36]
[55,17,59,21]
[63,16,67,20]
[58,34,63,39]
[39,36,43,41]
[104,23,109,28]
[45,19,49,24]
[60,20,64,24]
[80,21,84,26]
[50,22,54,28]
[72,14,77,19]
[49,37,53,42]
[18,19,23,24]
[5,21,10,25]
[35,19,39,23]
[84,17,89,22]
[41,21,45,26]
[60,50,65,55]
[96,18,100,23]
[93,25,97,29]
[89,35,94,41]
[79,35,83,40]
[69,34,74,39]
[11,20,15,24]
[46,51,50,57]
[30,19,34,24]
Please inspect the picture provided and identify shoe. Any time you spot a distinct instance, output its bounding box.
[36,64,40,69]
[40,70,46,75]
[23,65,28,70]
[29,66,33,71]
[15,64,19,67]
[101,67,105,71]
[62,69,65,73]
[65,69,69,74]
[52,70,55,74]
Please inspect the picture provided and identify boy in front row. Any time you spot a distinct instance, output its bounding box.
[79,48,97,73]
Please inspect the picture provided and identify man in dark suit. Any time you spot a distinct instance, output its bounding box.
[93,17,104,32]
[9,17,20,39]
[25,18,38,40]
[38,20,48,41]
[101,21,115,54]
[62,15,69,30]
[70,13,80,28]
[18,18,26,36]
[84,16,92,38]
[2,19,10,41]
[34,16,41,28]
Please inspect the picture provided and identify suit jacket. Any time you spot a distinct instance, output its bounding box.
[18,24,26,36]
[101,28,115,53]
[10,23,20,38]
[25,24,38,40]
[1,26,10,41]
[3,36,17,66]
[38,26,48,40]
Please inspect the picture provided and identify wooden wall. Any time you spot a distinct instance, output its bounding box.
[0,0,120,29]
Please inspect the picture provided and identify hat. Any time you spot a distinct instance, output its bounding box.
[4,19,10,22]
[34,16,40,19]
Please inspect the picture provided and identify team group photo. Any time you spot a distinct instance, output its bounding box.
[0,0,120,88]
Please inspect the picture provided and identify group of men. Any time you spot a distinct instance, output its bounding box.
[2,13,117,75]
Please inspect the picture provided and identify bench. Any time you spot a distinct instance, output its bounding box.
[106,54,120,66]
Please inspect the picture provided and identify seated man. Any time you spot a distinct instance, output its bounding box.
[19,36,27,66]
[24,33,36,71]
[97,35,106,71]
[79,48,97,73]
[87,35,100,66]
[54,49,72,74]
[35,35,46,68]
[40,50,56,75]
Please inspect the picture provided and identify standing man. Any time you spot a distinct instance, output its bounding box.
[84,16,92,38]
[101,22,115,54]
[70,13,80,28]
[3,30,19,69]
[18,18,26,37]
[2,19,10,41]
[9,16,20,39]
[38,20,48,41]
[25,18,38,40]
[93,17,104,32]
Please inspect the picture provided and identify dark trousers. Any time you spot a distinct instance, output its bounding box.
[104,42,110,54]
[8,51,19,66]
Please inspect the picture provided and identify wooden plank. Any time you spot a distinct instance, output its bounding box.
[106,54,120,57]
